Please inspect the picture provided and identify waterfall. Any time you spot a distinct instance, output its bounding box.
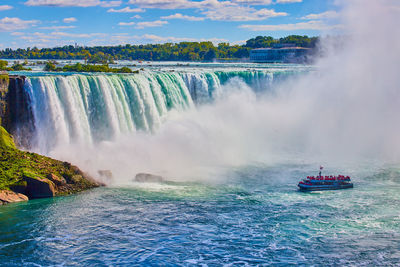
[21,69,287,153]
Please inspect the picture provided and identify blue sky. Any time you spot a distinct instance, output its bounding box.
[0,0,341,49]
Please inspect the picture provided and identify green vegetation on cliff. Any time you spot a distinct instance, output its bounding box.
[0,74,9,83]
[0,35,318,61]
[0,126,15,150]
[0,126,99,195]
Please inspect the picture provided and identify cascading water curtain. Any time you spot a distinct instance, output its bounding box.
[22,70,277,153]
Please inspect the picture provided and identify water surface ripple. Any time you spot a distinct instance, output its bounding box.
[1,165,400,266]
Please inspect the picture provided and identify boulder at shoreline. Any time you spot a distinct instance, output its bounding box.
[0,190,28,205]
[0,126,101,205]
[134,173,164,183]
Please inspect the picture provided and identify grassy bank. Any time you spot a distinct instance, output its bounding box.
[0,126,99,196]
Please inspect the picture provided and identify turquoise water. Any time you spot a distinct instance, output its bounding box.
[3,63,400,265]
[1,164,400,265]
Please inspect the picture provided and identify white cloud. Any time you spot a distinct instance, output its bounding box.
[15,31,105,40]
[239,20,342,31]
[131,15,142,19]
[88,33,229,46]
[161,13,205,21]
[128,0,274,9]
[24,32,59,40]
[232,0,272,4]
[129,0,286,21]
[107,7,145,13]
[135,20,168,29]
[127,0,236,10]
[11,32,24,36]
[203,7,287,21]
[128,0,202,9]
[63,17,77,23]
[13,31,109,47]
[12,30,235,48]
[301,11,339,20]
[135,34,228,44]
[133,34,184,42]
[0,17,38,32]
[276,0,302,3]
[119,22,135,26]
[24,0,121,7]
[40,25,76,29]
[51,31,107,38]
[99,1,121,7]
[128,0,286,22]
[0,5,13,11]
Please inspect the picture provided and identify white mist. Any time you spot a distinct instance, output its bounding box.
[26,0,400,184]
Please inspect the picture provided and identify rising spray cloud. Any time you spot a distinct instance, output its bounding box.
[28,0,400,184]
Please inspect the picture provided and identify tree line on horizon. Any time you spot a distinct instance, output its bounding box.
[0,35,318,62]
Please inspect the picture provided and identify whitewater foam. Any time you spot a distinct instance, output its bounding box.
[18,0,400,183]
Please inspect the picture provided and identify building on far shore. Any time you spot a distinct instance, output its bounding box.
[250,44,311,63]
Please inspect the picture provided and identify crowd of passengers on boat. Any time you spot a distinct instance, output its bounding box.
[306,175,350,181]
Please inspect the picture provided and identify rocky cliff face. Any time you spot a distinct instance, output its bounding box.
[0,74,8,127]
[0,75,35,148]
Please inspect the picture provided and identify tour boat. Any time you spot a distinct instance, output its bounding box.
[298,174,353,191]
